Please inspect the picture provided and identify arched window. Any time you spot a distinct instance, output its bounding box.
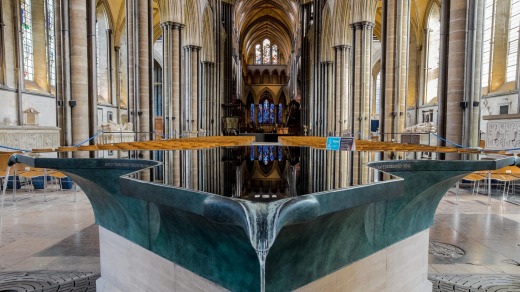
[507,0,520,82]
[278,103,283,124]
[263,99,269,123]
[258,97,274,125]
[45,0,55,86]
[255,44,261,64]
[258,103,263,123]
[482,0,495,89]
[250,103,255,123]
[119,25,128,109]
[425,4,440,104]
[20,0,56,91]
[272,45,278,64]
[21,0,34,80]
[96,7,111,104]
[263,39,271,64]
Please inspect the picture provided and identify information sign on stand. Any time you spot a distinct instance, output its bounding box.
[326,137,356,151]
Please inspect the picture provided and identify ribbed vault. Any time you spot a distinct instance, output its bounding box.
[236,0,299,65]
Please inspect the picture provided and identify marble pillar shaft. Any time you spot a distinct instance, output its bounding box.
[382,0,410,141]
[69,0,89,158]
[351,22,373,185]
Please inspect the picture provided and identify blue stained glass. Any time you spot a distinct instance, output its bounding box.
[250,146,255,161]
[263,100,269,123]
[278,103,283,124]
[258,104,263,123]
[270,104,275,123]
[250,104,255,123]
[278,147,282,161]
[269,146,274,161]
[263,146,269,165]
[258,146,263,161]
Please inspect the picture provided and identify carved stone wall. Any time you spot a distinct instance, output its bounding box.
[486,120,520,150]
[0,126,60,150]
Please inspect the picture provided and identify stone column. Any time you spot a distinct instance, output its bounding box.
[439,0,484,160]
[334,45,351,135]
[382,0,410,143]
[333,45,350,188]
[69,0,89,158]
[350,22,373,184]
[350,0,377,185]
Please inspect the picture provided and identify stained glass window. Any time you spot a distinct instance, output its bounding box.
[258,104,263,123]
[255,44,261,64]
[250,103,255,123]
[278,147,282,161]
[263,39,271,64]
[278,103,283,124]
[21,0,34,80]
[263,146,269,165]
[250,146,255,161]
[263,100,269,123]
[45,0,55,86]
[258,146,263,161]
[270,103,275,123]
[272,45,278,64]
[269,145,275,162]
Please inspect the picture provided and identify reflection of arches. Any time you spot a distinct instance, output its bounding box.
[201,5,215,62]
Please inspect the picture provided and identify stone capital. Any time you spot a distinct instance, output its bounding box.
[350,21,375,30]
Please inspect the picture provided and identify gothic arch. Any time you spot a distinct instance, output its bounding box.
[321,5,333,62]
[183,0,202,46]
[96,0,115,30]
[157,0,184,23]
[332,0,351,46]
[201,4,215,62]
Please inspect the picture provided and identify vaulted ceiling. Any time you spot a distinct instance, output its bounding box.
[236,0,299,64]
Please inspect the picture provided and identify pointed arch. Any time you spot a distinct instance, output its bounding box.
[157,0,184,23]
[184,0,202,46]
[96,0,115,30]
[351,0,378,23]
[321,5,333,62]
[333,0,351,46]
[201,4,215,62]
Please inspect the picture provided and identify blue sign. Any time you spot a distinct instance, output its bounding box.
[326,137,341,150]
[326,137,355,151]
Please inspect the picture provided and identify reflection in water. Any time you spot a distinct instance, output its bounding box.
[158,146,384,202]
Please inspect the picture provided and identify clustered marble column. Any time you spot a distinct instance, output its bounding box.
[350,21,373,185]
[161,21,183,186]
[382,0,410,144]
[333,45,351,188]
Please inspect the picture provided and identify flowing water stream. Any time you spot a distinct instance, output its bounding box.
[237,199,290,292]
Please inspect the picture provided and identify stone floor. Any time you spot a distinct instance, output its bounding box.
[1,186,520,291]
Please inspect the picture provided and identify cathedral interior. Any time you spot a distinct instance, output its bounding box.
[1,0,520,291]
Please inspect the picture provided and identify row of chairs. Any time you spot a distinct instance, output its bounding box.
[456,165,520,202]
[0,153,75,202]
